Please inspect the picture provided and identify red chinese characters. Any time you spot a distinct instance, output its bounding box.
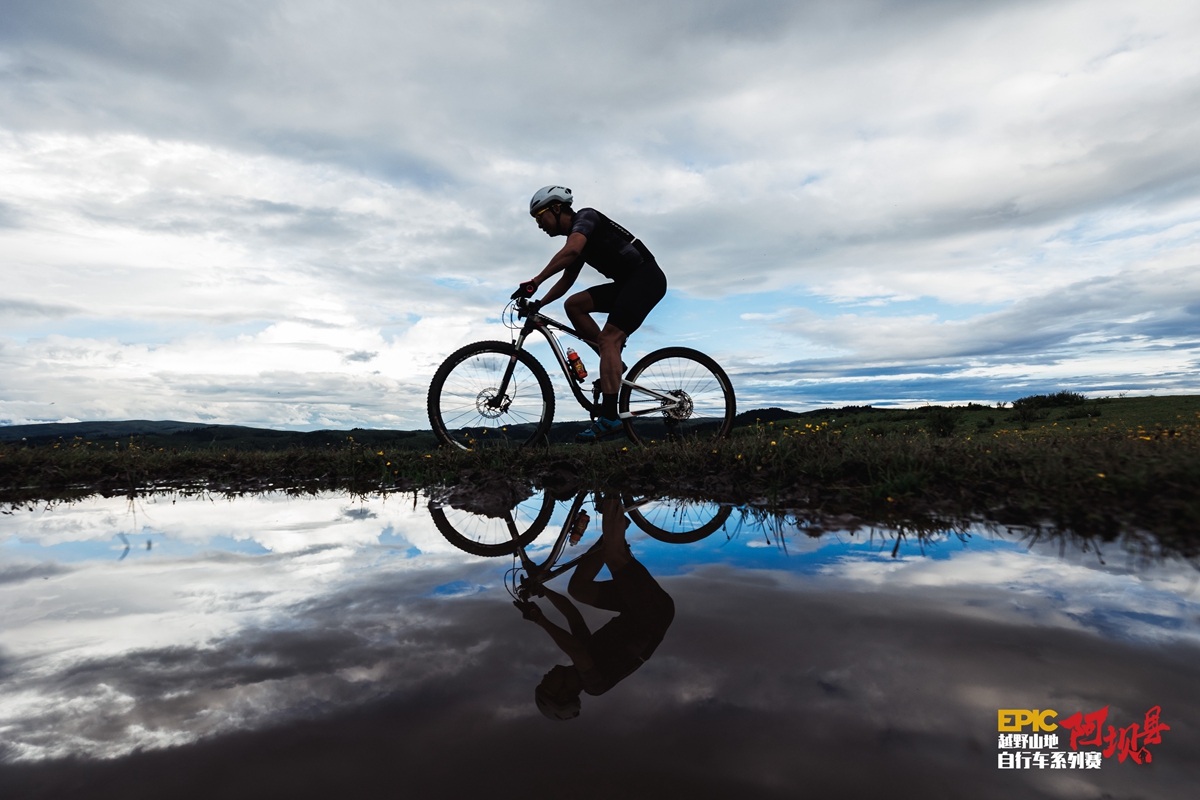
[1059,706,1169,764]
[1058,706,1108,750]
[1103,706,1171,764]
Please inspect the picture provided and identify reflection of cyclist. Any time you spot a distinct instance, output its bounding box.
[515,495,675,721]
[512,186,668,443]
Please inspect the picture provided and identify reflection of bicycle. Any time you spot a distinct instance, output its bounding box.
[427,296,736,449]
[429,490,733,558]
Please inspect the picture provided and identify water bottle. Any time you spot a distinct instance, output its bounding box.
[569,510,590,545]
[566,348,588,382]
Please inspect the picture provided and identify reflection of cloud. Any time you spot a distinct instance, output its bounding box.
[0,493,503,761]
[2,491,1199,786]
[1,560,1197,797]
[0,569,507,761]
[1,492,455,554]
[819,548,1200,646]
[0,559,70,585]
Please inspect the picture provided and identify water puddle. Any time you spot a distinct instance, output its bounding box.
[1,491,1197,797]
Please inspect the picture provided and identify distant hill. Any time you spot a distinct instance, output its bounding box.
[1,408,808,449]
[0,420,213,442]
[733,407,807,425]
[0,420,437,450]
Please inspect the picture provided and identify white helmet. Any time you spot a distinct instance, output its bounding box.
[530,185,573,217]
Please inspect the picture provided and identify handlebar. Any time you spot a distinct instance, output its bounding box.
[515,297,542,319]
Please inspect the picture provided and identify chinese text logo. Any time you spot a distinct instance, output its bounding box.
[996,706,1168,769]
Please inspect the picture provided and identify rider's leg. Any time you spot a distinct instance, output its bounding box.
[598,323,626,420]
[569,498,632,605]
[564,291,602,349]
[598,324,626,396]
[593,265,664,412]
[598,494,632,572]
[570,284,626,440]
[567,541,606,606]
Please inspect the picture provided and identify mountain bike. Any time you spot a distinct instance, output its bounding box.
[427,296,736,449]
[429,489,734,558]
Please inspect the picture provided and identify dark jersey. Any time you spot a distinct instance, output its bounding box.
[579,615,649,696]
[576,558,675,697]
[569,208,649,283]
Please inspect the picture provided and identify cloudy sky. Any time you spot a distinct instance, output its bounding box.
[2,0,1199,429]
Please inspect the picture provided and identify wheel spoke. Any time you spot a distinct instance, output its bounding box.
[430,343,555,449]
[621,350,734,445]
[625,495,732,543]
[429,490,557,556]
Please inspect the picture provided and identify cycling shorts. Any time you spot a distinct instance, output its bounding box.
[585,260,667,337]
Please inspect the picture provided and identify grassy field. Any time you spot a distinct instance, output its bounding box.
[3,394,1199,548]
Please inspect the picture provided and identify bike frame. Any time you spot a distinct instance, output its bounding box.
[513,491,589,586]
[510,491,656,595]
[491,299,685,422]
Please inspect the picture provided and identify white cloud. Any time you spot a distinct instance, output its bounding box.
[2,0,1200,425]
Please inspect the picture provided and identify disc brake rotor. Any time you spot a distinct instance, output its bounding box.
[476,388,509,418]
[663,390,693,421]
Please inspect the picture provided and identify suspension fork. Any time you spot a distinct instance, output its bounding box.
[488,327,533,408]
[492,318,600,415]
[512,491,589,581]
[507,510,539,574]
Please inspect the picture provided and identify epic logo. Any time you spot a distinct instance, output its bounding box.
[998,709,1059,732]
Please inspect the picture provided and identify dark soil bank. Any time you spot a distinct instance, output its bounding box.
[4,394,1200,550]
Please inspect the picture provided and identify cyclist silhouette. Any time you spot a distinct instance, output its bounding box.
[514,494,675,720]
[513,186,668,443]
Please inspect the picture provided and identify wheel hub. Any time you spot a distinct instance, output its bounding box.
[476,388,509,418]
[663,390,693,421]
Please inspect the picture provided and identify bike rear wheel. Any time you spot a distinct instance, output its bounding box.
[428,340,555,450]
[623,495,733,544]
[619,347,736,446]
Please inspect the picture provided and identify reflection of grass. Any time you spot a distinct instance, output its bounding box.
[3,396,1199,547]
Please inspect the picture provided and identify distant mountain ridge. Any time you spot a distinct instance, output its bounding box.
[0,420,432,450]
[1,408,807,447]
[0,420,216,441]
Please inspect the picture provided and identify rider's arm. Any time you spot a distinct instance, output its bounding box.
[528,232,587,293]
[541,587,592,643]
[538,260,583,306]
[534,614,596,670]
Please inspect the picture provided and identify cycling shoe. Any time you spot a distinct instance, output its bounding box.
[575,417,623,443]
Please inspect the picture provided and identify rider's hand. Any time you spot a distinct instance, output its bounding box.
[511,280,538,300]
[513,600,544,622]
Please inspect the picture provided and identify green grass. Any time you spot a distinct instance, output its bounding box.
[4,394,1199,549]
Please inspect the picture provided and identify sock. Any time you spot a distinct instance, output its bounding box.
[602,393,618,420]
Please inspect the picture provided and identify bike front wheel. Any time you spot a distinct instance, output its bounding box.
[428,340,555,450]
[429,490,556,557]
[619,347,736,446]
